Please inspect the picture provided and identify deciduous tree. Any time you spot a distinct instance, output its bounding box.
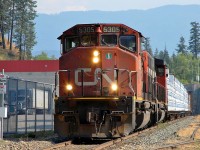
[34,51,55,60]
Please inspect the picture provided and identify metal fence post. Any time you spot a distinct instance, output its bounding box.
[43,84,45,132]
[6,79,9,134]
[16,79,18,133]
[35,82,37,134]
[25,81,27,134]
[51,84,54,130]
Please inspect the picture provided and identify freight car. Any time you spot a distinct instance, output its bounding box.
[54,23,190,138]
[167,75,190,117]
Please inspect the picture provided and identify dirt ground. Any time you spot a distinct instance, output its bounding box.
[177,115,200,139]
[164,115,200,150]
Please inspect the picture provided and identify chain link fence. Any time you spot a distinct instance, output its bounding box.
[3,77,54,134]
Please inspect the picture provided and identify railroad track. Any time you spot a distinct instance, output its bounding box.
[92,117,192,150]
[155,140,200,149]
[93,125,158,150]
[155,120,200,150]
[42,125,158,150]
[43,140,72,150]
[43,138,107,150]
[42,117,193,150]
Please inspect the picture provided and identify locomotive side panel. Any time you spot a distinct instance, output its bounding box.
[116,48,137,96]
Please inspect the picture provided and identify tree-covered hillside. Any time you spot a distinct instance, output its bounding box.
[148,21,200,84]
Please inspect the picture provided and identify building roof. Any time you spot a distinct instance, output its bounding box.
[0,60,59,72]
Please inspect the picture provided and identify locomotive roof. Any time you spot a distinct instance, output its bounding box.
[155,58,166,66]
[58,23,143,39]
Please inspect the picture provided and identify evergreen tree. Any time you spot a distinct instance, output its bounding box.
[9,0,15,50]
[143,37,153,55]
[176,36,187,55]
[163,46,170,65]
[158,50,164,59]
[24,22,36,59]
[168,53,175,72]
[172,53,176,59]
[14,0,37,60]
[189,21,200,58]
[157,45,170,64]
[154,48,159,58]
[0,0,12,49]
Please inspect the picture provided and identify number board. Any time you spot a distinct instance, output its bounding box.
[103,26,120,33]
[78,26,95,33]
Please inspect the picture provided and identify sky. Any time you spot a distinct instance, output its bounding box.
[36,0,200,14]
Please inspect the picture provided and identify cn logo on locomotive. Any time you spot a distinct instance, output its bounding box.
[75,68,115,86]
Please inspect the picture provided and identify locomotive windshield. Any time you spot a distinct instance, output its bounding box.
[63,30,137,53]
[64,35,97,52]
[81,34,97,46]
[156,67,165,76]
[100,34,117,46]
[120,35,136,51]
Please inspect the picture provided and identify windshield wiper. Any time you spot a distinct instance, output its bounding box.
[101,39,111,46]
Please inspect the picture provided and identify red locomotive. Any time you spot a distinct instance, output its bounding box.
[54,23,189,138]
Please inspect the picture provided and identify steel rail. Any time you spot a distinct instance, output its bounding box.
[93,125,158,150]
[43,140,72,150]
[155,140,200,149]
[191,126,200,140]
[93,117,192,150]
[156,120,200,150]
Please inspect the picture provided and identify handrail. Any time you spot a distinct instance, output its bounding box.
[56,68,137,97]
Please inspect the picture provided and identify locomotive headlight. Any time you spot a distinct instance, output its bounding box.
[111,83,118,91]
[66,84,73,91]
[93,50,99,57]
[93,50,100,63]
[93,57,99,63]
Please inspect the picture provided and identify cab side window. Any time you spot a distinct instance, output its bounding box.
[65,36,79,52]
